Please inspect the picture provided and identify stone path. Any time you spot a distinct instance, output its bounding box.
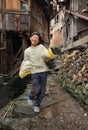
[0,74,88,130]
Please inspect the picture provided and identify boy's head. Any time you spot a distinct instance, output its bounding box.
[30,32,41,46]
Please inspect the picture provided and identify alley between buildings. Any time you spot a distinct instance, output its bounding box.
[0,74,88,130]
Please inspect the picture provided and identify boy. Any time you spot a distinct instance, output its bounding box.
[22,32,56,112]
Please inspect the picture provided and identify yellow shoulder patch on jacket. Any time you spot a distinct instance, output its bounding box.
[46,48,56,60]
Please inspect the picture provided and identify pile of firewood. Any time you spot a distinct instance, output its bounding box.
[58,46,88,110]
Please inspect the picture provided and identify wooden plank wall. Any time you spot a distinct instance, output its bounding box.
[0,14,2,30]
[62,0,88,51]
[0,0,1,8]
[30,0,49,44]
[6,0,20,9]
[0,1,3,30]
[77,0,88,38]
[64,0,88,41]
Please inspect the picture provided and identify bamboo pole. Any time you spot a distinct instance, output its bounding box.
[64,9,88,21]
[3,100,16,118]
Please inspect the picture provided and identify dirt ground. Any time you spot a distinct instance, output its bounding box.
[0,74,88,130]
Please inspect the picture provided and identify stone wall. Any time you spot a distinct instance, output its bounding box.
[58,45,88,110]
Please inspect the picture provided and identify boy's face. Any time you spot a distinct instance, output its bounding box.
[30,34,40,46]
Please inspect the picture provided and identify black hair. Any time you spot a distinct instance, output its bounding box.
[29,32,42,45]
[30,32,41,40]
[31,32,40,36]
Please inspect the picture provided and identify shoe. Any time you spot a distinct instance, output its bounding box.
[28,97,33,106]
[33,106,40,113]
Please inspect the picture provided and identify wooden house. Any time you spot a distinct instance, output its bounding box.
[61,0,88,51]
[50,0,88,51]
[0,0,53,76]
[50,10,64,48]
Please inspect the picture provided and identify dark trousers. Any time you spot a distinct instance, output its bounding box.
[29,72,47,107]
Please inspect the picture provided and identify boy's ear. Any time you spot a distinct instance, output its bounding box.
[30,37,31,41]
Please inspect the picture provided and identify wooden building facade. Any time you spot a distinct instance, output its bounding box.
[50,0,88,51]
[61,0,88,51]
[0,0,53,76]
[50,10,64,48]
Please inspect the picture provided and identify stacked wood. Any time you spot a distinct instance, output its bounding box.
[58,45,88,110]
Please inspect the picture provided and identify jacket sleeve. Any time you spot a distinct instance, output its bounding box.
[45,48,56,59]
[42,46,56,63]
[19,60,31,78]
[19,49,31,78]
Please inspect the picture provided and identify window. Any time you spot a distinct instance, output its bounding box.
[20,0,28,10]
